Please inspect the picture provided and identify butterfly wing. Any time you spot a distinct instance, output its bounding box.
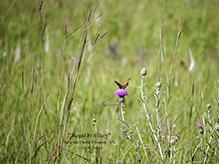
[114,81,123,89]
[121,78,130,89]
[114,78,130,89]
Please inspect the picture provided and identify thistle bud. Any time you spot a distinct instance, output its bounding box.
[206,104,211,109]
[118,96,125,103]
[156,81,162,88]
[199,128,204,134]
[170,134,180,145]
[140,68,147,76]
[196,122,205,134]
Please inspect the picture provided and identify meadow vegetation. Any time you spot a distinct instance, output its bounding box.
[1,0,219,163]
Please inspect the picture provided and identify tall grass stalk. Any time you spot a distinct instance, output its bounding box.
[168,0,185,96]
[158,0,168,82]
[2,0,219,163]
[55,4,111,162]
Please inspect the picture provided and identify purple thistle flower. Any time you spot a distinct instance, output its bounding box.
[196,122,205,128]
[115,89,128,103]
[170,134,180,145]
[115,89,128,97]
[196,122,205,134]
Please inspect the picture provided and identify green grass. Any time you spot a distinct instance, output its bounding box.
[1,0,219,163]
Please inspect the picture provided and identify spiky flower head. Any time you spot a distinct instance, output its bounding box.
[196,122,205,128]
[196,122,205,134]
[115,89,128,97]
[170,134,180,145]
[140,68,147,76]
[156,81,162,88]
[115,89,128,102]
[206,103,211,109]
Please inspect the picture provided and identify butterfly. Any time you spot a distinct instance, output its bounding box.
[114,78,130,89]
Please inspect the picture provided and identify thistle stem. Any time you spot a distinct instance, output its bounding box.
[140,76,164,160]
[156,87,161,137]
[173,145,176,164]
[119,103,143,163]
[200,133,203,160]
[120,103,125,122]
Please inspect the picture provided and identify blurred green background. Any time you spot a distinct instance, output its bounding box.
[1,0,219,163]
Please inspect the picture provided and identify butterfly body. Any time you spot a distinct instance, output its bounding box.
[114,78,130,89]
